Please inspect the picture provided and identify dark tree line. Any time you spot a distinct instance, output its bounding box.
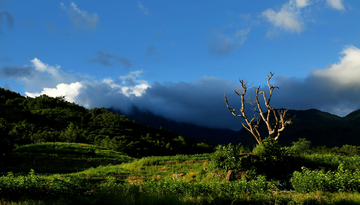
[0,88,214,159]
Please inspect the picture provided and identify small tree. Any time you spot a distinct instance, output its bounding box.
[224,72,292,145]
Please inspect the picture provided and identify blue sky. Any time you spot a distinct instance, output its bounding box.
[1,0,360,131]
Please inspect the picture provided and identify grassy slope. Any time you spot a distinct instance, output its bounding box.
[1,142,133,174]
[4,142,360,204]
[1,142,214,183]
[4,142,360,183]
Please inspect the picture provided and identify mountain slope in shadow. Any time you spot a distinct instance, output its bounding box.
[110,106,360,148]
[109,106,241,145]
[236,108,360,147]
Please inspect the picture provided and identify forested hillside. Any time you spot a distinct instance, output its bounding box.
[0,88,213,159]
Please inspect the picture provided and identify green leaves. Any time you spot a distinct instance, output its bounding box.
[0,170,89,201]
[210,143,246,172]
[290,165,360,193]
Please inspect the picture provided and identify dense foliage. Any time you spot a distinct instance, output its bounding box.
[0,87,213,158]
[291,165,360,193]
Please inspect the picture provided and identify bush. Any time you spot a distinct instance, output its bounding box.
[252,138,290,178]
[290,164,360,192]
[210,143,248,172]
[289,138,311,156]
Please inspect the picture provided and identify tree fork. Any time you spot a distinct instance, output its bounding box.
[224,72,292,144]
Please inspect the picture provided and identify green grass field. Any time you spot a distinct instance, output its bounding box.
[2,142,360,205]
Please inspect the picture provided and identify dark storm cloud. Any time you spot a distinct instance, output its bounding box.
[74,80,134,113]
[72,69,360,131]
[88,51,132,69]
[0,65,34,79]
[0,11,14,34]
[128,77,249,131]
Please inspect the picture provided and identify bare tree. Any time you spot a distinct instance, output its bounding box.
[224,72,292,145]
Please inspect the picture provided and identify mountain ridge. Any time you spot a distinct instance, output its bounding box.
[111,106,360,147]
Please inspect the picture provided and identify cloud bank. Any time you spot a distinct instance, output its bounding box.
[2,45,360,131]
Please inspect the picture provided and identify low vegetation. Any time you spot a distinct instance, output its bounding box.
[2,87,360,204]
[2,140,360,204]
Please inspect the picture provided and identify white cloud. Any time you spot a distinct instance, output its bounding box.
[262,0,345,37]
[312,45,360,86]
[295,0,311,8]
[138,2,149,16]
[30,58,61,76]
[0,58,77,92]
[103,73,150,97]
[25,82,82,103]
[271,45,360,117]
[326,0,345,10]
[25,58,77,91]
[24,66,151,111]
[262,0,308,35]
[61,2,98,29]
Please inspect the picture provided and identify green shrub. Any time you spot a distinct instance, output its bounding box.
[209,143,244,172]
[290,138,311,156]
[290,164,360,193]
[252,138,290,178]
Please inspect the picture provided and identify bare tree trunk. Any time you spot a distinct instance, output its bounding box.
[224,72,292,144]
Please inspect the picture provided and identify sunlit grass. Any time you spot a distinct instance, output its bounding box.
[5,142,360,204]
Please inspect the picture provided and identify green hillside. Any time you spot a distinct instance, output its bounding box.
[0,87,214,160]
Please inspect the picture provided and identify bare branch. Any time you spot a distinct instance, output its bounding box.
[224,72,293,144]
[224,79,262,144]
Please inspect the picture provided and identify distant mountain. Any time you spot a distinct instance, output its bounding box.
[236,109,360,147]
[109,106,241,145]
[344,109,360,126]
[110,106,360,148]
